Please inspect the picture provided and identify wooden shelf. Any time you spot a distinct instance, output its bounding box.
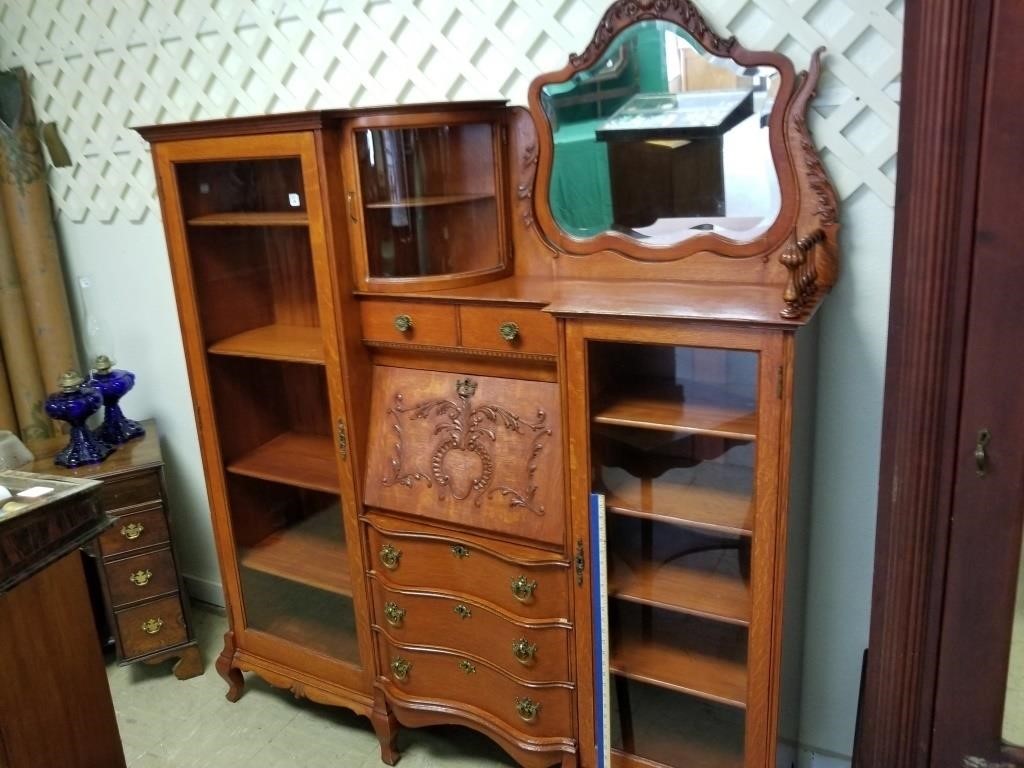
[609,553,750,626]
[188,211,309,226]
[227,432,338,493]
[610,611,747,709]
[363,192,494,209]
[607,677,745,768]
[208,324,324,364]
[593,387,756,441]
[240,509,352,597]
[601,465,753,537]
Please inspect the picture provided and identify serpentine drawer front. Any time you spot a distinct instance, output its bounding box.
[364,366,564,546]
[369,577,572,684]
[375,632,574,740]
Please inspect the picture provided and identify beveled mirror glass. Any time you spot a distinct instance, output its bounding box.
[541,20,781,246]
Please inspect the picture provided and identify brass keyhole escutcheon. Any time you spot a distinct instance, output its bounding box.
[383,601,406,627]
[458,659,476,675]
[511,576,537,603]
[498,321,520,343]
[454,604,472,620]
[141,618,164,635]
[121,522,144,540]
[515,697,541,723]
[379,544,402,570]
[391,657,411,681]
[451,544,470,559]
[512,638,537,665]
[393,314,413,333]
[129,569,152,587]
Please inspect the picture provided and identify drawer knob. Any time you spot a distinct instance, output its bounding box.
[129,569,153,587]
[454,603,472,620]
[391,657,412,681]
[458,659,476,675]
[379,543,402,570]
[393,314,413,333]
[512,638,537,665]
[515,697,541,723]
[451,544,470,559]
[141,617,164,635]
[498,321,520,343]
[383,601,406,627]
[121,522,145,540]
[510,575,538,603]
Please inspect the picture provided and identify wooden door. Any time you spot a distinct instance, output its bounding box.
[929,1,1024,762]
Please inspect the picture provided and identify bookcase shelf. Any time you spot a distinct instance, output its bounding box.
[208,324,324,364]
[188,211,309,227]
[226,432,339,494]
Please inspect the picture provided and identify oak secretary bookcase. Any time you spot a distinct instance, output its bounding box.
[140,1,840,766]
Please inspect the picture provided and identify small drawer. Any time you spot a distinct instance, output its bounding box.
[361,300,458,347]
[97,504,170,558]
[115,594,188,659]
[366,521,569,620]
[459,306,556,356]
[370,578,571,683]
[377,632,573,740]
[99,470,162,513]
[104,548,179,608]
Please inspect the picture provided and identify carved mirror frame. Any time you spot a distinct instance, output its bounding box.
[527,0,840,312]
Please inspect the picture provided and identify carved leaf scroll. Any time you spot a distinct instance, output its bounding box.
[381,378,552,516]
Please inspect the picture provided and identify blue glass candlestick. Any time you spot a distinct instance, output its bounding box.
[44,370,113,468]
[89,355,145,444]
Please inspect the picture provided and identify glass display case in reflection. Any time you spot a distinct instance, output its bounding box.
[542,20,781,244]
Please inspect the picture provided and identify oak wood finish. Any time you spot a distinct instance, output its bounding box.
[459,305,558,356]
[364,366,564,546]
[360,299,459,347]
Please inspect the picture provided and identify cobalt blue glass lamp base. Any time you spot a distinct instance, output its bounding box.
[89,355,146,445]
[44,370,114,468]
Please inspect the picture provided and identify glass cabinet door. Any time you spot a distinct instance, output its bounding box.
[176,151,362,668]
[352,121,507,282]
[586,340,760,768]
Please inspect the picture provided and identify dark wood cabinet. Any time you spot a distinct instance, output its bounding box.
[26,420,202,679]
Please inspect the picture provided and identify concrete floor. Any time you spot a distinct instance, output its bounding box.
[107,604,514,767]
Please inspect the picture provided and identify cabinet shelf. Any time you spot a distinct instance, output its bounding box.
[602,465,753,537]
[610,613,747,709]
[594,389,756,441]
[610,555,750,626]
[208,324,324,364]
[363,192,495,209]
[240,509,352,597]
[226,432,338,493]
[188,211,309,227]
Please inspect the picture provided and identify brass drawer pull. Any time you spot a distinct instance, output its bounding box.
[510,575,537,603]
[454,603,472,620]
[383,601,406,627]
[141,618,164,635]
[393,314,413,333]
[129,569,153,587]
[498,321,520,343]
[391,657,411,681]
[379,543,402,570]
[515,697,541,723]
[512,638,537,665]
[451,544,470,559]
[121,522,145,540]
[458,659,476,675]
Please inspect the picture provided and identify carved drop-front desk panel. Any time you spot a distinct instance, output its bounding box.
[364,367,563,548]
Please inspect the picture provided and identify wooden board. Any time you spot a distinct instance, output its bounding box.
[208,324,324,364]
[594,391,757,441]
[363,192,495,209]
[188,211,309,226]
[226,432,338,493]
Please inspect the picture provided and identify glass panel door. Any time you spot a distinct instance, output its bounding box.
[588,341,757,767]
[178,156,361,667]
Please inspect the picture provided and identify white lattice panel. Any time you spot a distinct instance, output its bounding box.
[0,0,901,223]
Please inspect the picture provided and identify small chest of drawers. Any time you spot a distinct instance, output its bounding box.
[28,420,203,680]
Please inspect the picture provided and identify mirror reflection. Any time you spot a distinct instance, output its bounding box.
[542,21,782,245]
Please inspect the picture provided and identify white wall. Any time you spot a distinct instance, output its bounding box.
[0,0,902,760]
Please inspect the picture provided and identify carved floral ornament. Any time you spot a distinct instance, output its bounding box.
[382,378,552,516]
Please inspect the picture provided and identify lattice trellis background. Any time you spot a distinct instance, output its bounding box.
[0,0,901,224]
